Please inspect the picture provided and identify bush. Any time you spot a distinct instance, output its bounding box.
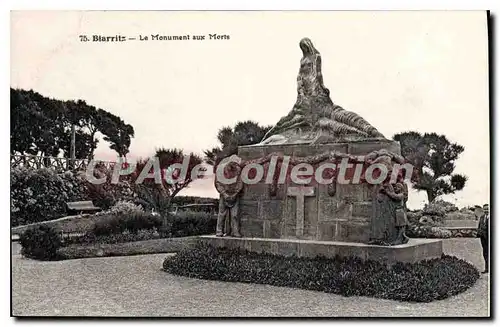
[19,225,62,260]
[423,200,458,217]
[406,224,452,238]
[96,200,145,216]
[163,243,479,303]
[11,167,86,226]
[93,212,162,236]
[169,211,217,237]
[171,196,218,207]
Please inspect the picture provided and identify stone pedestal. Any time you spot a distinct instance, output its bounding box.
[211,38,443,264]
[200,236,443,265]
[236,140,401,243]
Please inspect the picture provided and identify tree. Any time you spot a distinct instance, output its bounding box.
[131,148,204,236]
[204,120,272,165]
[393,131,468,203]
[131,148,204,211]
[10,88,135,161]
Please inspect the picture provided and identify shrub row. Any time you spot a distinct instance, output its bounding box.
[71,211,216,244]
[169,211,217,237]
[164,243,480,303]
[93,212,162,236]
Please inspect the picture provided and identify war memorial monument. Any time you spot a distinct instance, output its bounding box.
[202,38,443,264]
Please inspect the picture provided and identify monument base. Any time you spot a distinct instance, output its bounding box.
[199,236,443,265]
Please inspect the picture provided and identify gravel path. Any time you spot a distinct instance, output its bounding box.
[11,238,489,317]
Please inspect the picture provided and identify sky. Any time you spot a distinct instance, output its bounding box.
[10,11,490,209]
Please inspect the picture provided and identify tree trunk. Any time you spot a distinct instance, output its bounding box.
[69,124,76,170]
[426,189,436,203]
[88,132,96,160]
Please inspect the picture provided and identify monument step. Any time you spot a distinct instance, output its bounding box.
[200,236,443,265]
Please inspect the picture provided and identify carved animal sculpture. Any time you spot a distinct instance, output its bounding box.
[261,38,385,145]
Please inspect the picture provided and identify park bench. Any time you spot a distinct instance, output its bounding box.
[66,201,102,215]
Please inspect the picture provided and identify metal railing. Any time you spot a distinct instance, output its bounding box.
[10,155,117,172]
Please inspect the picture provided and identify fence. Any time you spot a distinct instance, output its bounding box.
[10,154,117,172]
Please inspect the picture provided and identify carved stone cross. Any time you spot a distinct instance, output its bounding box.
[287,186,315,237]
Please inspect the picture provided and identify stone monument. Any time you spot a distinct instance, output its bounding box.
[202,38,442,264]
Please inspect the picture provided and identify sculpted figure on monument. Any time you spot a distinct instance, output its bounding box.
[214,159,244,237]
[389,178,410,244]
[369,162,410,246]
[260,38,385,145]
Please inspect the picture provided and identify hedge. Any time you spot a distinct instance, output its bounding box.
[163,243,480,303]
[11,167,86,226]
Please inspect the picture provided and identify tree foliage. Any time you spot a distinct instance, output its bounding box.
[204,120,272,165]
[393,131,467,203]
[131,148,204,215]
[10,88,135,159]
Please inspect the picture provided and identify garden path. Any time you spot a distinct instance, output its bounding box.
[11,239,489,317]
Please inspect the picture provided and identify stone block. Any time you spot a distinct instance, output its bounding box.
[258,200,283,220]
[317,222,335,241]
[263,220,282,238]
[248,237,274,254]
[298,242,335,258]
[317,143,349,154]
[339,222,371,243]
[352,201,372,218]
[318,196,338,222]
[320,200,353,223]
[238,145,265,160]
[347,140,401,155]
[241,183,270,201]
[263,145,289,156]
[350,216,371,224]
[336,183,372,202]
[239,200,258,221]
[274,240,300,257]
[240,219,263,238]
[291,145,318,157]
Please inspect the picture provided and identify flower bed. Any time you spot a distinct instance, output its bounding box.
[163,243,480,303]
[17,205,217,260]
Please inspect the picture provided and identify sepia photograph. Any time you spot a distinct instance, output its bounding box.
[10,10,491,317]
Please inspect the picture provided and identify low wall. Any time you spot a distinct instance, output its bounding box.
[12,214,97,235]
[199,236,443,265]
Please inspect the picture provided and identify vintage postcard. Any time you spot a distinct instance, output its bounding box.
[10,10,490,317]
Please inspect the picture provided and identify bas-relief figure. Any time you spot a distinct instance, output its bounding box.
[214,161,243,237]
[369,173,410,246]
